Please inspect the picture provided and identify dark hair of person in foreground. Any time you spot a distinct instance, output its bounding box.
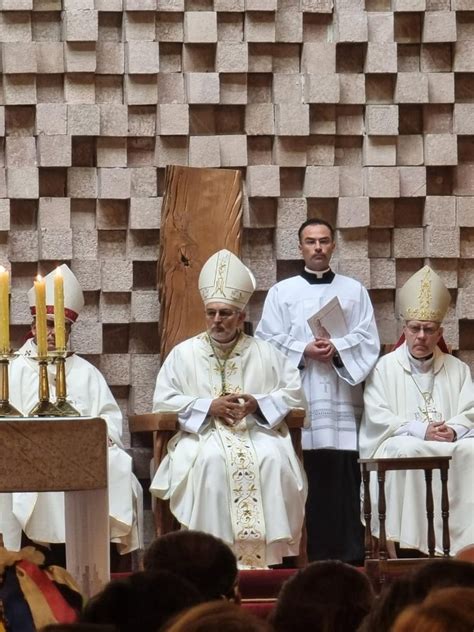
[357,559,474,632]
[80,570,203,632]
[41,625,116,632]
[391,586,474,632]
[160,600,273,632]
[143,530,239,602]
[271,560,374,632]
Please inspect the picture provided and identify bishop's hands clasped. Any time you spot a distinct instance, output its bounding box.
[209,393,258,427]
[424,421,456,442]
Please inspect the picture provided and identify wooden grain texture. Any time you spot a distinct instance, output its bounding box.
[158,165,242,360]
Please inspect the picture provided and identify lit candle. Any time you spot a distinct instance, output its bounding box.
[34,275,48,358]
[0,266,10,354]
[54,268,66,351]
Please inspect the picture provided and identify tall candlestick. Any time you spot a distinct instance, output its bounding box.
[34,275,48,358]
[54,268,66,351]
[0,266,10,354]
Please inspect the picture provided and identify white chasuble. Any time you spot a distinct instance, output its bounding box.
[360,343,474,555]
[150,333,308,568]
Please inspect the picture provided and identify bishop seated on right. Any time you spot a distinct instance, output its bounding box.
[359,266,474,557]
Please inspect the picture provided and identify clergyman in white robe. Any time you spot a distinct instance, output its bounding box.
[255,269,380,562]
[149,332,308,568]
[0,338,143,555]
[360,342,474,555]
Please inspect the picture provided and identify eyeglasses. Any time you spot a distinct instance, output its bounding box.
[205,309,241,320]
[405,323,440,336]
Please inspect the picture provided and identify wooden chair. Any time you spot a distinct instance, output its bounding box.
[129,408,308,566]
[359,455,451,589]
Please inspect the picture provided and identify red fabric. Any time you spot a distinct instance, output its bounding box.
[30,305,79,322]
[238,569,296,599]
[17,560,77,624]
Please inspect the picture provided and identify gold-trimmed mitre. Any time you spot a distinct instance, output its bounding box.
[198,249,256,310]
[398,265,450,323]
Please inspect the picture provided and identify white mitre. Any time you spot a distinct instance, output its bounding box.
[398,265,450,323]
[198,249,256,310]
[27,264,85,323]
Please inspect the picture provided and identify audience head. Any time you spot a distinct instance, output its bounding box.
[455,545,474,563]
[80,570,203,632]
[161,600,272,632]
[391,586,474,632]
[143,530,239,602]
[272,560,374,632]
[358,559,474,632]
[356,576,416,632]
[411,559,474,601]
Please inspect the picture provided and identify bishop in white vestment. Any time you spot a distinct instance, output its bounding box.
[360,266,474,555]
[150,250,308,568]
[0,265,143,555]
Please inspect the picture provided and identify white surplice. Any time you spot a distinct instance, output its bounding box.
[149,332,307,568]
[360,342,474,555]
[0,339,143,554]
[255,273,380,450]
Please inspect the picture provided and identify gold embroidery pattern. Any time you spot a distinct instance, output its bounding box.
[406,268,442,321]
[205,333,267,568]
[214,254,229,298]
[216,420,267,569]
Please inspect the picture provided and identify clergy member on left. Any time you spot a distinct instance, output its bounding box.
[0,264,143,558]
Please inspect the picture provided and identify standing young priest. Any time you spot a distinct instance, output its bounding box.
[150,249,307,568]
[0,264,142,556]
[255,219,380,564]
[360,266,474,555]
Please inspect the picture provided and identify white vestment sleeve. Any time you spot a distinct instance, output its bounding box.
[330,285,380,386]
[255,284,307,367]
[360,364,411,457]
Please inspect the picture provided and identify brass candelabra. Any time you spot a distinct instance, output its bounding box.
[53,350,80,416]
[0,353,23,417]
[28,355,62,417]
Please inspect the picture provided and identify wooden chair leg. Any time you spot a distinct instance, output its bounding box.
[377,470,388,561]
[440,465,450,557]
[424,468,435,557]
[361,464,373,559]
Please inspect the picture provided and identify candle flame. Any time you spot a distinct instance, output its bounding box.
[0,266,5,273]
[36,274,43,281]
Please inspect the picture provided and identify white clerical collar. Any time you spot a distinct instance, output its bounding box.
[407,349,434,375]
[304,266,331,279]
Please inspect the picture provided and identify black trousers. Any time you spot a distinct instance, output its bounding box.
[303,449,364,564]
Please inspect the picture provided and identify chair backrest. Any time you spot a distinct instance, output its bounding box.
[158,165,242,360]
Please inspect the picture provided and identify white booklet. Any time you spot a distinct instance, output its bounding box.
[307,296,348,339]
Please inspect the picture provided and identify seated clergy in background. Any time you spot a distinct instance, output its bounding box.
[150,250,308,568]
[0,264,143,555]
[360,266,474,556]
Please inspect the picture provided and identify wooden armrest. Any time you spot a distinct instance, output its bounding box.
[284,407,306,429]
[129,407,306,433]
[128,412,179,433]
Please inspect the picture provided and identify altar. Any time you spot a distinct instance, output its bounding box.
[0,416,109,597]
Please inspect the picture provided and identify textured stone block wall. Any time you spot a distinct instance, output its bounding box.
[1,2,473,492]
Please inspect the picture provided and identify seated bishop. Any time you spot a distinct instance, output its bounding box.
[0,264,143,556]
[150,250,308,568]
[360,265,474,556]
